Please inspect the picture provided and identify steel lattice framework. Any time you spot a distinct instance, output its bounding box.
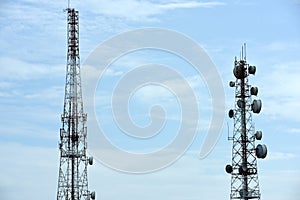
[226,45,267,200]
[56,8,95,200]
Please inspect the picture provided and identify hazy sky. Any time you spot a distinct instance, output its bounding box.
[0,0,300,200]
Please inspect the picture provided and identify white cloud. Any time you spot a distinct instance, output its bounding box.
[288,128,300,134]
[257,60,300,121]
[262,41,300,51]
[0,142,58,200]
[0,142,227,200]
[158,1,225,9]
[0,57,64,80]
[0,1,66,63]
[128,74,209,104]
[266,151,298,161]
[134,84,175,103]
[77,0,225,21]
[0,103,60,141]
[0,81,14,89]
[85,149,230,200]
[22,85,64,101]
[260,169,300,200]
[0,139,299,200]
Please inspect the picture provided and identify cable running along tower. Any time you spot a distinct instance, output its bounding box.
[56,7,95,200]
[225,44,267,200]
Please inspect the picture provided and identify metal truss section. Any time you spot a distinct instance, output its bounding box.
[226,45,267,200]
[56,8,95,200]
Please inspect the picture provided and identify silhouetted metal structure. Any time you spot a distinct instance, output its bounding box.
[226,44,267,200]
[56,7,95,200]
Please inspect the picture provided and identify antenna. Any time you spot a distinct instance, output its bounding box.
[227,121,232,140]
[241,45,243,61]
[225,45,267,200]
[244,43,247,61]
[240,50,242,60]
[68,0,70,8]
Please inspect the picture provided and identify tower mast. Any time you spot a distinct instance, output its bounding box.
[226,44,267,200]
[56,5,95,200]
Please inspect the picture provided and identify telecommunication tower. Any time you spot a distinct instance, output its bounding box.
[56,6,95,200]
[225,44,267,200]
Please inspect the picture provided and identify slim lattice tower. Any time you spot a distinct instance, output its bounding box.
[225,45,267,200]
[57,7,95,200]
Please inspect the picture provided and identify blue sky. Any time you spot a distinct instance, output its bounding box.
[0,0,300,199]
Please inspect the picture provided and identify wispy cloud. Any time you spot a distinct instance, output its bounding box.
[288,128,300,134]
[0,0,225,64]
[0,57,65,81]
[0,142,58,200]
[0,1,69,64]
[257,60,300,122]
[266,151,298,161]
[77,0,225,21]
[261,41,300,52]
[158,1,225,9]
